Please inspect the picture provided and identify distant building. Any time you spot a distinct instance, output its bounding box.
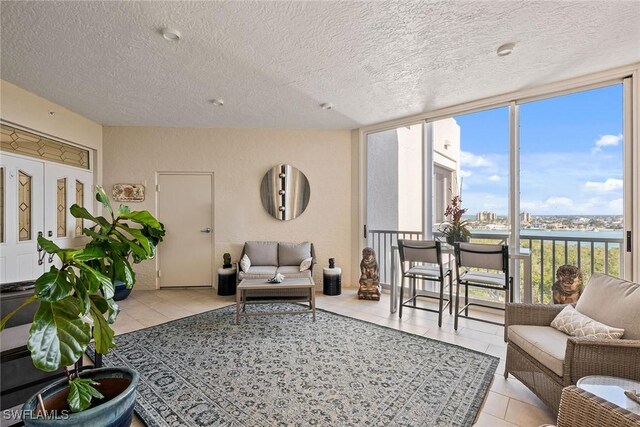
[476,211,497,222]
[520,212,532,223]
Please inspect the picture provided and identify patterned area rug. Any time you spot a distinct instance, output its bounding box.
[89,304,497,426]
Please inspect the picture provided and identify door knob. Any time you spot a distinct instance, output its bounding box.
[200,228,212,233]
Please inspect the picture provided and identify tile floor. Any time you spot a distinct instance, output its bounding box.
[117,287,556,427]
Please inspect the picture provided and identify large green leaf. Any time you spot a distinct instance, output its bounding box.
[27,299,91,372]
[76,262,114,299]
[70,204,97,221]
[95,186,113,216]
[116,223,151,256]
[35,267,73,302]
[72,246,108,262]
[112,255,135,288]
[89,300,116,354]
[118,210,163,230]
[0,295,37,331]
[68,378,104,413]
[81,227,109,241]
[112,229,147,261]
[90,295,119,324]
[37,236,61,254]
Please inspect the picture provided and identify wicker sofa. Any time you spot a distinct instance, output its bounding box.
[236,241,316,299]
[505,273,640,415]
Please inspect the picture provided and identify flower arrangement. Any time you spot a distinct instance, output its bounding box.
[439,195,471,244]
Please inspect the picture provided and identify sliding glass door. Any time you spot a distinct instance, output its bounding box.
[518,83,625,303]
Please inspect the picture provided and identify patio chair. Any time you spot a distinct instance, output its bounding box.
[454,242,513,341]
[398,239,452,327]
[505,273,640,415]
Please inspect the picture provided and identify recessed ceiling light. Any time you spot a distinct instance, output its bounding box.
[320,103,333,110]
[162,29,181,41]
[210,98,224,107]
[497,42,515,57]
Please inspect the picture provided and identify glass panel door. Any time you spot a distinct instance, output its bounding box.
[519,83,624,303]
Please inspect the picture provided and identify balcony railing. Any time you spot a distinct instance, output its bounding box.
[367,229,624,304]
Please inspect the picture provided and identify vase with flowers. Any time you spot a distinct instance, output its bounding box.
[439,195,471,244]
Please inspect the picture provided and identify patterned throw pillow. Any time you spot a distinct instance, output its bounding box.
[240,254,251,272]
[551,305,624,339]
[299,257,313,272]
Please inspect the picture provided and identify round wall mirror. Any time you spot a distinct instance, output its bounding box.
[260,164,310,221]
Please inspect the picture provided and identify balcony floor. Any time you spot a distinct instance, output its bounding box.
[117,287,555,427]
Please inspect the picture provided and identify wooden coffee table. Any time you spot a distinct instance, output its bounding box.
[236,277,316,324]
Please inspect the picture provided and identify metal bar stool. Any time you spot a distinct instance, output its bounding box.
[398,239,452,327]
[454,242,514,341]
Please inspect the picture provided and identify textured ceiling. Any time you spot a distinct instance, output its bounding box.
[1,1,639,129]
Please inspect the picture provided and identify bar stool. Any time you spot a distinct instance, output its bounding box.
[398,239,452,327]
[454,242,513,341]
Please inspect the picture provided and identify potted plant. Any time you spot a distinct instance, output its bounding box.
[439,195,471,244]
[0,186,165,425]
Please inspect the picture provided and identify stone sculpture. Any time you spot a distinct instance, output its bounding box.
[329,258,335,269]
[358,247,381,300]
[223,253,232,269]
[552,265,584,304]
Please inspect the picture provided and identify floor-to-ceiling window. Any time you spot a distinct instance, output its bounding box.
[519,83,624,303]
[363,75,635,303]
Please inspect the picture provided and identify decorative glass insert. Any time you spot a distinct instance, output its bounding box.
[0,167,4,243]
[0,124,90,170]
[75,180,84,236]
[57,178,67,237]
[18,171,32,241]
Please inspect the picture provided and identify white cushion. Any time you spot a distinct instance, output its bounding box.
[245,266,277,276]
[299,257,313,272]
[276,267,312,278]
[406,264,442,278]
[509,325,568,377]
[551,305,624,339]
[576,273,640,339]
[460,271,506,287]
[240,254,251,272]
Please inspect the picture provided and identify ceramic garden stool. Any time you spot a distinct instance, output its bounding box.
[217,267,237,296]
[323,267,342,295]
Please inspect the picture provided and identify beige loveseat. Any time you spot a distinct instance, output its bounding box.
[237,241,316,283]
[505,273,640,415]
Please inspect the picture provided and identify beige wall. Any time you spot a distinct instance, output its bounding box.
[0,80,103,183]
[103,126,354,290]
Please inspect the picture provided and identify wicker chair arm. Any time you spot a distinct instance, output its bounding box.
[506,303,567,327]
[564,337,640,384]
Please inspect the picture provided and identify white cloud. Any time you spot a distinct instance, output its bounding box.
[584,178,623,192]
[487,175,500,182]
[460,151,493,168]
[459,169,472,178]
[545,197,574,207]
[593,134,622,152]
[608,198,623,212]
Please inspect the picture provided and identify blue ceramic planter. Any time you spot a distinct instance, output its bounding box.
[21,367,138,427]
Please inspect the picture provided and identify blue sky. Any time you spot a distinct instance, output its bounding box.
[454,84,623,216]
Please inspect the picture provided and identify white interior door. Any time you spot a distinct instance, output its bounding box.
[157,173,213,287]
[0,154,45,283]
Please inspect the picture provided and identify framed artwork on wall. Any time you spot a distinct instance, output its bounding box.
[112,183,145,202]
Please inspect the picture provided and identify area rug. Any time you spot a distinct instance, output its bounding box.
[88,304,498,426]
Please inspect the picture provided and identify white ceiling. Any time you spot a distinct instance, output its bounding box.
[1,1,639,129]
